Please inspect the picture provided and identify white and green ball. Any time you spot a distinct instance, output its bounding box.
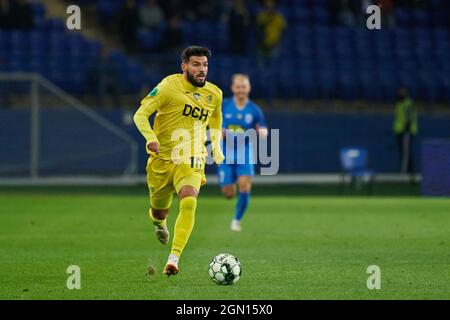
[208,253,241,285]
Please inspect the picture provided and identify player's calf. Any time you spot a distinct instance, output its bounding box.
[222,185,236,199]
[149,208,170,245]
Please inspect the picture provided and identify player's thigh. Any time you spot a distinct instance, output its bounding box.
[150,185,175,210]
[146,157,176,210]
[236,164,254,193]
[173,161,206,198]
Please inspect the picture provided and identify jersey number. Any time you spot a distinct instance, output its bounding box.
[190,157,204,170]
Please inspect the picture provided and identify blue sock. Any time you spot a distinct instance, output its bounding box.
[234,192,250,221]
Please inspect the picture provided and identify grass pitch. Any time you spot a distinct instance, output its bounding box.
[0,185,449,300]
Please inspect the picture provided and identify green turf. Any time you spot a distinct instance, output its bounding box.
[0,187,449,300]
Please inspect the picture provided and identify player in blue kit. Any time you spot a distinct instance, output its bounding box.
[218,74,268,231]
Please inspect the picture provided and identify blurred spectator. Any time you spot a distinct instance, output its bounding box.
[333,0,361,27]
[159,0,183,19]
[331,0,381,27]
[7,0,33,30]
[393,88,418,174]
[360,0,374,24]
[88,47,121,108]
[182,0,218,21]
[227,0,251,55]
[331,0,351,26]
[0,0,11,29]
[118,0,140,52]
[160,15,182,53]
[256,0,286,62]
[256,0,286,103]
[139,0,164,30]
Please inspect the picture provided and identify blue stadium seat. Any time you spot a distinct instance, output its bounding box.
[292,7,312,25]
[317,72,336,99]
[431,11,450,27]
[31,2,46,18]
[394,9,412,27]
[295,42,314,58]
[278,70,299,98]
[413,10,432,28]
[335,42,354,59]
[419,75,439,102]
[438,72,450,102]
[97,0,123,21]
[339,147,375,193]
[392,28,412,46]
[44,18,66,31]
[337,73,358,100]
[298,68,319,100]
[334,27,352,40]
[312,7,330,26]
[359,71,382,101]
[433,28,449,44]
[137,29,163,50]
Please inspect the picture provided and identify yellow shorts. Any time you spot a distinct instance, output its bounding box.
[146,156,206,210]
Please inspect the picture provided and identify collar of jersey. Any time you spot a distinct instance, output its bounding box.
[233,98,249,112]
[180,74,199,92]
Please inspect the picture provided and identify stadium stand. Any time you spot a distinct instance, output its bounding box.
[0,1,148,98]
[2,0,449,104]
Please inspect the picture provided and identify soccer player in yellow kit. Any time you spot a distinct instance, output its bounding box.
[133,46,224,276]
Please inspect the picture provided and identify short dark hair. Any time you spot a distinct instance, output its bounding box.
[181,46,211,63]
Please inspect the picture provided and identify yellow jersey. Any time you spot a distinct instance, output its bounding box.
[133,74,224,164]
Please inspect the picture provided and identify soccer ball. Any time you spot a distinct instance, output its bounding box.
[208,253,241,285]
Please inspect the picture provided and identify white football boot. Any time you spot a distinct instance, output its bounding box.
[231,219,242,232]
[163,254,179,276]
[155,224,169,245]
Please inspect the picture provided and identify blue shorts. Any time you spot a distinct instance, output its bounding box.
[217,163,254,187]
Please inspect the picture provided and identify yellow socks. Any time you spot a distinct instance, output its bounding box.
[171,196,197,257]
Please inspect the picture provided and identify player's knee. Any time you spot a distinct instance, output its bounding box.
[178,186,199,199]
[238,180,252,193]
[151,208,168,220]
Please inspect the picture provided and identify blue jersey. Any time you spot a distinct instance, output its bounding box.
[221,98,267,164]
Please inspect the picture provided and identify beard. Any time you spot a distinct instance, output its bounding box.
[186,71,206,87]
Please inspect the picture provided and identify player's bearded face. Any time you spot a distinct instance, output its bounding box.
[184,56,208,87]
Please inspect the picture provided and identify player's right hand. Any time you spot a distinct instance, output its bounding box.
[147,141,160,155]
